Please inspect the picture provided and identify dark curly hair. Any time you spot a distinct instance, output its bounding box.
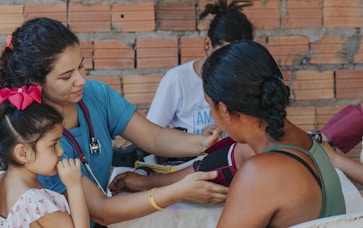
[200,0,253,47]
[202,40,290,140]
[0,17,79,88]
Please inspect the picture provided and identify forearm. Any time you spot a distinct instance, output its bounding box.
[84,177,183,225]
[334,154,363,185]
[146,166,194,188]
[67,180,90,228]
[122,113,219,158]
[152,128,218,157]
[85,170,227,225]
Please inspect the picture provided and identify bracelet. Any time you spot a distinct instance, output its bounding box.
[148,188,164,210]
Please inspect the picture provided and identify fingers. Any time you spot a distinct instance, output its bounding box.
[207,191,227,204]
[202,124,223,136]
[109,172,129,194]
[57,158,80,168]
[191,170,218,181]
[57,158,82,180]
[179,171,228,204]
[204,131,220,150]
[109,172,129,186]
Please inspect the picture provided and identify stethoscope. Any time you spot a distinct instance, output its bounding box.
[62,100,107,195]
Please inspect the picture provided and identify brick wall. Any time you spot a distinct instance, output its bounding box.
[1,0,363,158]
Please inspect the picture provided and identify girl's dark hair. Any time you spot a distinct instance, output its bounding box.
[0,102,63,169]
[200,0,253,47]
[202,40,290,140]
[0,17,79,88]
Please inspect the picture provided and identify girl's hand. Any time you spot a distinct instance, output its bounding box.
[57,158,82,188]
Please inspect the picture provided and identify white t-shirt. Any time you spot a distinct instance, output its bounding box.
[147,60,215,134]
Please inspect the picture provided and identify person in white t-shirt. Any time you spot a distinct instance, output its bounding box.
[147,0,253,135]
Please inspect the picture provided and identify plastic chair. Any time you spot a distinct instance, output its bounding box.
[290,211,363,228]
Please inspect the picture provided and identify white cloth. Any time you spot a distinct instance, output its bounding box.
[289,211,363,228]
[108,202,223,228]
[336,168,363,213]
[0,188,70,228]
[146,60,215,134]
[108,167,363,228]
[108,167,223,228]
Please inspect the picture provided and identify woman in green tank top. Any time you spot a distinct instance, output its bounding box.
[202,40,346,227]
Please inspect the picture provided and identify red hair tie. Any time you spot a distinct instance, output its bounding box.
[0,86,42,110]
[6,35,13,49]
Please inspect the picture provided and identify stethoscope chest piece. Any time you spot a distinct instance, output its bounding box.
[89,137,102,154]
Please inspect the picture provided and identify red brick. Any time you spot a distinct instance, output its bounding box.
[324,0,363,28]
[347,145,361,160]
[281,71,292,87]
[123,73,163,105]
[254,36,267,47]
[136,38,178,69]
[180,37,205,64]
[324,0,363,7]
[244,0,280,30]
[0,5,23,35]
[25,4,67,24]
[86,75,121,94]
[354,37,363,64]
[94,40,134,70]
[286,106,316,131]
[268,36,309,66]
[157,2,196,31]
[69,3,111,33]
[112,2,155,32]
[293,71,334,100]
[80,41,93,70]
[336,69,363,99]
[282,0,323,29]
[310,36,346,65]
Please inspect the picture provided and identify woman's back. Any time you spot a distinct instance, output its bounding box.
[202,40,345,227]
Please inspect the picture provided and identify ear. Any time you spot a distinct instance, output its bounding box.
[13,144,31,164]
[204,37,213,56]
[217,101,233,122]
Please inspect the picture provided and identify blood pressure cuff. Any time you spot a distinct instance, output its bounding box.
[321,104,363,153]
[193,137,237,186]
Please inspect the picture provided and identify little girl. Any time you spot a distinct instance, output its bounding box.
[0,85,89,227]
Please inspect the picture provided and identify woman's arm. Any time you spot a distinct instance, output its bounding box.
[109,166,195,194]
[82,170,228,225]
[122,112,219,157]
[321,141,363,185]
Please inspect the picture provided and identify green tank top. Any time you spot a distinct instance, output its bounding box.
[264,139,346,217]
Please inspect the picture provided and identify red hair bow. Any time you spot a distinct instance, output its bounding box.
[0,86,42,110]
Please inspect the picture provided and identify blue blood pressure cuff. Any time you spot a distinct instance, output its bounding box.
[193,137,237,186]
